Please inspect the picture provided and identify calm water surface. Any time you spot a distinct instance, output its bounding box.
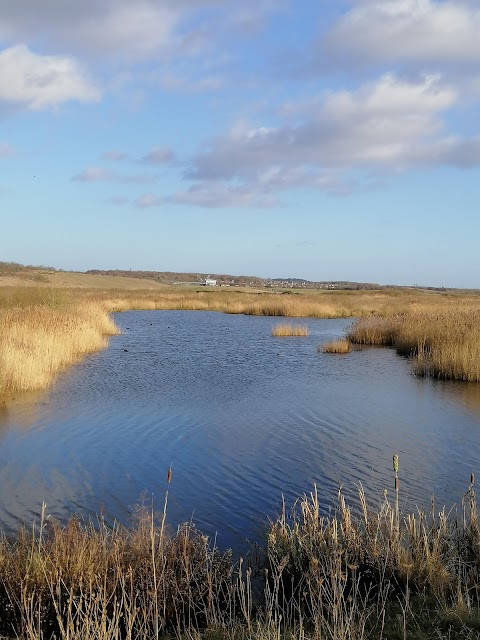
[1,311,480,550]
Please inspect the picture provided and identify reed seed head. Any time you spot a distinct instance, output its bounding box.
[393,454,399,473]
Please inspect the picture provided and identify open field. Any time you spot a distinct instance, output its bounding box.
[0,471,479,639]
[0,269,168,290]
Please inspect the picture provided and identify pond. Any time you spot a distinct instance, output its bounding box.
[1,310,480,551]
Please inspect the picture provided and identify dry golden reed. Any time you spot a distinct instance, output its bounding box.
[0,291,118,395]
[321,338,351,353]
[0,476,479,639]
[3,284,480,397]
[272,322,309,337]
[348,306,480,381]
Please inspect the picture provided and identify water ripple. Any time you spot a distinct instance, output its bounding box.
[0,311,479,551]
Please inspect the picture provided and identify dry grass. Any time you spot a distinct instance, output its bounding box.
[272,323,309,337]
[266,471,480,640]
[0,468,479,639]
[3,285,480,398]
[348,306,480,381]
[0,289,119,396]
[87,286,456,319]
[321,338,352,353]
[0,472,237,640]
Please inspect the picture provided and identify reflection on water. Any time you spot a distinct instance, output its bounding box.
[0,311,479,551]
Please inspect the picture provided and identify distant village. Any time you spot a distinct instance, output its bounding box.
[85,269,383,290]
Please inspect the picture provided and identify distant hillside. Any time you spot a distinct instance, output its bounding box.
[85,270,265,287]
[0,261,58,283]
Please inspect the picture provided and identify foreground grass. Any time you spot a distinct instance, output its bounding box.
[0,468,479,639]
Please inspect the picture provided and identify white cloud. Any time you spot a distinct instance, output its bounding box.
[320,0,480,71]
[141,147,174,165]
[135,193,163,208]
[0,45,99,110]
[0,1,183,62]
[176,72,480,204]
[0,142,14,157]
[169,183,277,208]
[72,166,156,184]
[187,74,457,182]
[72,167,113,182]
[158,73,224,93]
[102,151,128,161]
[0,1,251,65]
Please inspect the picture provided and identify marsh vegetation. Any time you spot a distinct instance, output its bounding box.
[321,338,352,353]
[2,284,480,397]
[348,307,480,381]
[272,322,309,337]
[0,471,479,639]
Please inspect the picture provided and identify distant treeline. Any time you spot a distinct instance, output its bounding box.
[85,269,265,286]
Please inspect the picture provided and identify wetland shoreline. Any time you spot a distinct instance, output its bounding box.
[2,284,480,399]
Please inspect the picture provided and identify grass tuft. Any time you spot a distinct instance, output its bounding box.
[272,323,309,337]
[321,338,351,353]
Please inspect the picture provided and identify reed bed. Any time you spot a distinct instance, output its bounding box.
[0,467,479,639]
[348,307,480,381]
[93,287,433,319]
[0,290,118,396]
[272,323,309,337]
[3,286,480,396]
[266,471,480,640]
[321,338,352,353]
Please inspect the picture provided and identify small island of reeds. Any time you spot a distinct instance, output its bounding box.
[272,322,309,337]
[321,338,352,353]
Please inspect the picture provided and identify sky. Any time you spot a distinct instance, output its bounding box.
[1,0,480,287]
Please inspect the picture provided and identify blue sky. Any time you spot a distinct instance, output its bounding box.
[1,0,480,287]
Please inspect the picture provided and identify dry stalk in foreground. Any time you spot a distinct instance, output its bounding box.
[0,466,480,638]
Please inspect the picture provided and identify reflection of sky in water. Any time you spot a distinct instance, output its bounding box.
[0,311,479,551]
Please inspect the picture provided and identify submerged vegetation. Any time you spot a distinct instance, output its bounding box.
[272,322,309,337]
[0,467,479,639]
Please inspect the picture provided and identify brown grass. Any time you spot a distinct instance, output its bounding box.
[348,306,480,381]
[3,284,480,399]
[0,470,479,639]
[321,338,352,353]
[0,289,118,396]
[272,322,309,337]
[266,472,480,640]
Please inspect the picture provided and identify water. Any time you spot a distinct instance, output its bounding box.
[1,310,480,551]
